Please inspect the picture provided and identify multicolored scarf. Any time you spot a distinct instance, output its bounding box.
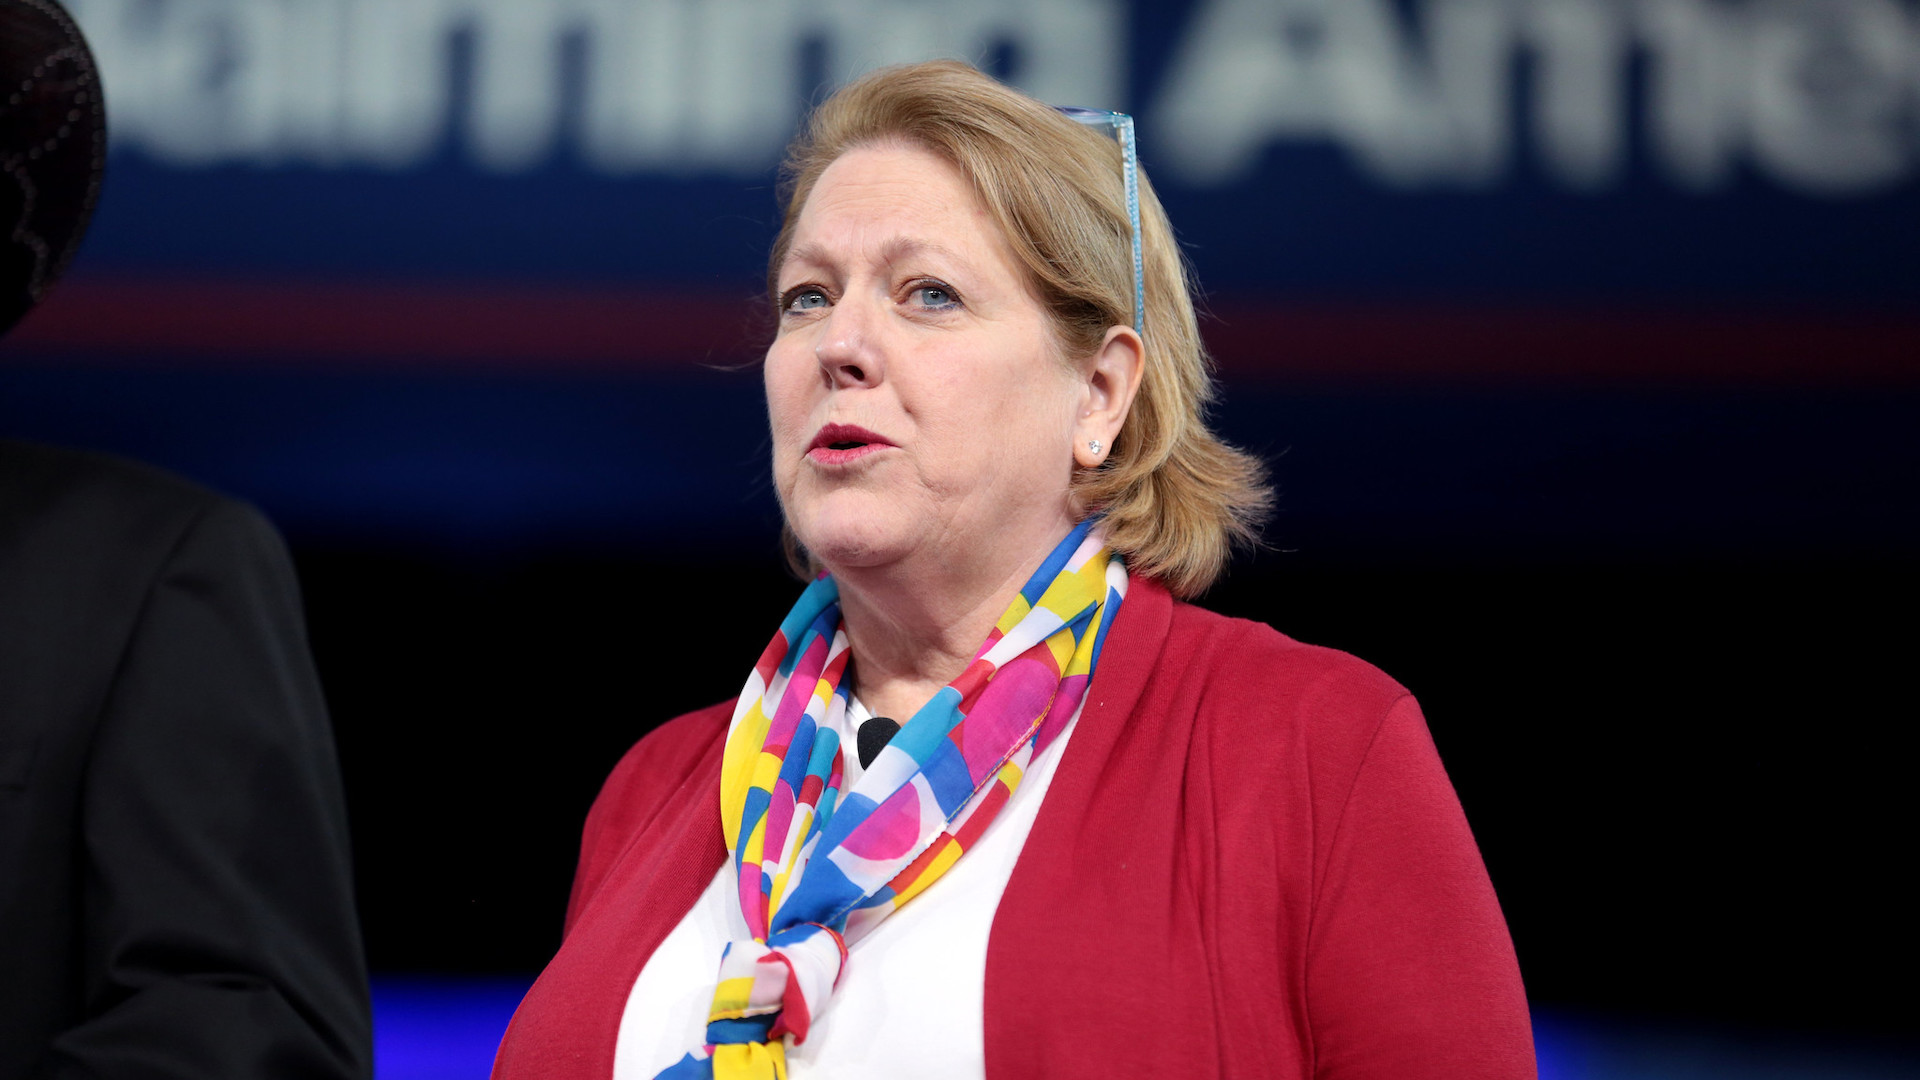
[654,520,1126,1080]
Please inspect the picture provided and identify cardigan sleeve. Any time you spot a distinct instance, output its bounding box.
[1303,694,1535,1079]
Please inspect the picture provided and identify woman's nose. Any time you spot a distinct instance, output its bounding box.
[814,296,884,388]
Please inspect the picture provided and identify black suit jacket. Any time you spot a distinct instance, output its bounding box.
[0,441,371,1079]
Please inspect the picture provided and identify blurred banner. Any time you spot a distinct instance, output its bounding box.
[4,0,1917,553]
[34,0,1920,295]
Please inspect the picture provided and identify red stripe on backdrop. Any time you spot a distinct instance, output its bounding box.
[9,277,1919,384]
[1199,300,1920,385]
[9,277,773,371]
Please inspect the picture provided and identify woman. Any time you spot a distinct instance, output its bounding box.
[494,60,1533,1080]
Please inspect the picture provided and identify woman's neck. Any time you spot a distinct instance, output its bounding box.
[831,525,1068,724]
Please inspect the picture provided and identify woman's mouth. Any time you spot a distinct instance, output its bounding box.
[807,423,894,466]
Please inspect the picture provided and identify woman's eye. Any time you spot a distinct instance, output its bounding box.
[909,284,959,310]
[783,287,829,313]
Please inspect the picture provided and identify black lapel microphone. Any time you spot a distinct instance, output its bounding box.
[857,716,901,769]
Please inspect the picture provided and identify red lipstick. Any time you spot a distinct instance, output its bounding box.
[807,423,894,466]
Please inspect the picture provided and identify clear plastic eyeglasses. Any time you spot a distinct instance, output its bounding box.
[1055,106,1146,338]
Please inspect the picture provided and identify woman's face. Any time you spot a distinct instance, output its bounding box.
[766,142,1084,579]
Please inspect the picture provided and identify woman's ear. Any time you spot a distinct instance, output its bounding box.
[1073,325,1145,468]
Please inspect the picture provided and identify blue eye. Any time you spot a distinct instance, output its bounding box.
[910,283,959,310]
[783,287,829,313]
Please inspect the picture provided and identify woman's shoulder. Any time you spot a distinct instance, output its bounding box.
[1139,592,1423,796]
[566,701,734,929]
[594,701,734,816]
[1141,596,1458,876]
[1163,594,1413,723]
[575,702,733,872]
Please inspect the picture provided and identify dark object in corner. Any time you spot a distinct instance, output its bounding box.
[0,0,105,337]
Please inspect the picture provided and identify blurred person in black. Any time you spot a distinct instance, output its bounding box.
[0,2,371,1076]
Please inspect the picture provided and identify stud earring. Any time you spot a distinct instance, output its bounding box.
[1087,439,1102,455]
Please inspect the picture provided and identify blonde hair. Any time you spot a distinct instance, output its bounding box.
[770,60,1270,598]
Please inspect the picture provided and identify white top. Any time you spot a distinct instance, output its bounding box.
[611,696,1081,1080]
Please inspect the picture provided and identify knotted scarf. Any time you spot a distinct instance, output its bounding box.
[654,520,1126,1079]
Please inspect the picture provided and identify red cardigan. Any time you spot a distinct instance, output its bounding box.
[492,577,1536,1079]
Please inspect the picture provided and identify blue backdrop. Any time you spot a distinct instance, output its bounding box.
[6,0,1915,557]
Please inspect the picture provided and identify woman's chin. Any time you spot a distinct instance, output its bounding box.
[788,490,922,568]
[794,516,918,574]
[801,532,901,572]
